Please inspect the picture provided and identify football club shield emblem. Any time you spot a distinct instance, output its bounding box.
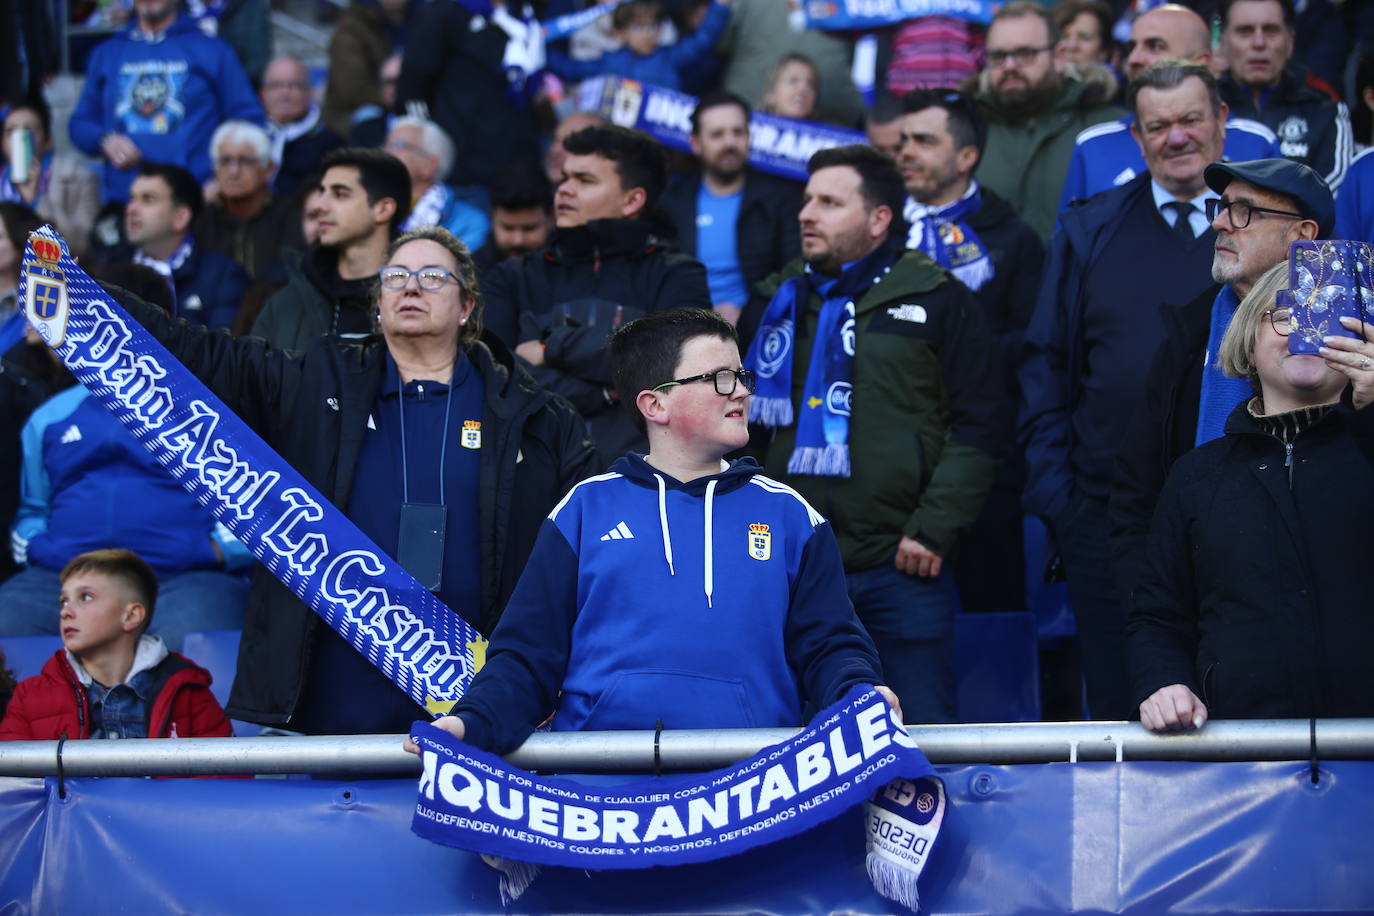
[748,523,771,561]
[461,419,482,449]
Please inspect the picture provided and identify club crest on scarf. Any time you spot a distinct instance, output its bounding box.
[904,181,994,292]
[20,226,481,713]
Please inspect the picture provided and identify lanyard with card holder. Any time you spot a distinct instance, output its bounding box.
[396,375,454,592]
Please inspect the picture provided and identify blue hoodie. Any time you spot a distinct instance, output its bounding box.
[68,15,264,203]
[12,386,251,576]
[452,454,883,754]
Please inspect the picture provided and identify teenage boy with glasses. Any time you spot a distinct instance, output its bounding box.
[416,307,898,755]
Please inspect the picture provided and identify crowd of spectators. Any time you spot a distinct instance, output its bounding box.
[3,0,1374,741]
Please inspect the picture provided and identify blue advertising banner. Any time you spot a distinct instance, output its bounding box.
[801,0,999,30]
[4,760,1373,914]
[575,76,864,182]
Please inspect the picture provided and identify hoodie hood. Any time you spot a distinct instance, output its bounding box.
[66,634,169,688]
[606,453,763,607]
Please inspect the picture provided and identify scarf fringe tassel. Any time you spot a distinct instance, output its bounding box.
[866,850,923,913]
[482,854,542,905]
[951,256,994,293]
[787,443,850,477]
[749,396,794,428]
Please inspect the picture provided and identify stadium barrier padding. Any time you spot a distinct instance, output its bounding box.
[2,759,1371,914]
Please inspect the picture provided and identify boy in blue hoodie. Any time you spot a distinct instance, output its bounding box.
[417,307,894,755]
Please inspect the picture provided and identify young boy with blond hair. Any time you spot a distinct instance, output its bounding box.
[0,549,232,741]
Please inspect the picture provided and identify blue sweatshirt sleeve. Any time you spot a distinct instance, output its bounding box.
[452,517,579,754]
[663,2,731,70]
[69,44,113,155]
[784,520,883,708]
[11,409,54,566]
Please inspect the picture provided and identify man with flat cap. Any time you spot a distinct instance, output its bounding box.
[1110,156,1334,605]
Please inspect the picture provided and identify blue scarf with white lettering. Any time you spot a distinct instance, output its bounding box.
[411,685,944,912]
[744,242,899,477]
[904,182,994,292]
[20,227,481,714]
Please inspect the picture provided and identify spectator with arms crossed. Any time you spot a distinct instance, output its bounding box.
[410,307,896,754]
[484,125,711,468]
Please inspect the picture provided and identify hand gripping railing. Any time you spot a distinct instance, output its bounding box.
[1,719,1373,778]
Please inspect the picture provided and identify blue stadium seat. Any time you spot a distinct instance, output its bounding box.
[180,629,259,737]
[0,634,63,681]
[954,611,1041,723]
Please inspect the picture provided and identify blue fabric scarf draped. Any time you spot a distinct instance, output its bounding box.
[22,226,946,912]
[20,227,482,713]
[1195,285,1252,445]
[745,242,900,477]
[904,181,994,292]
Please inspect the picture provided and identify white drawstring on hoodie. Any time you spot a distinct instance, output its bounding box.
[652,473,717,608]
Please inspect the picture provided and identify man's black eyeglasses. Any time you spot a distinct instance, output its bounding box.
[986,46,1051,67]
[652,368,757,395]
[1205,198,1306,229]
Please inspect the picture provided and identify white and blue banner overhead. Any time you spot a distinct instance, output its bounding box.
[575,76,865,183]
[412,686,945,910]
[20,228,481,714]
[801,0,999,30]
[542,1,621,41]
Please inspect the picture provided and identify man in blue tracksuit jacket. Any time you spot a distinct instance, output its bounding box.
[68,0,264,204]
[0,386,253,651]
[418,308,892,756]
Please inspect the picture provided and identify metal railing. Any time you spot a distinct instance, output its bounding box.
[2,719,1372,778]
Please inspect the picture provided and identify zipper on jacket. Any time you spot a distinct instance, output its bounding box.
[1284,440,1294,486]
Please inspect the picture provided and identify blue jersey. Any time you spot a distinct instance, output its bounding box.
[1058,114,1280,214]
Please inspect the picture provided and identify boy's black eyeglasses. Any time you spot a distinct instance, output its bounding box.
[1205,198,1305,229]
[652,368,757,395]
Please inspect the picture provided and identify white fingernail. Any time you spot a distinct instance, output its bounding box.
[1192,714,1204,729]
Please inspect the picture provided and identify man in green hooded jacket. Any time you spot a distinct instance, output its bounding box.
[741,145,1007,724]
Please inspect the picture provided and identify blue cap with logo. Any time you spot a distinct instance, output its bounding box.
[1203,158,1335,238]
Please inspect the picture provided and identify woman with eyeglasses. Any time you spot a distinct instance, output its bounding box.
[110,226,597,735]
[1128,259,1374,732]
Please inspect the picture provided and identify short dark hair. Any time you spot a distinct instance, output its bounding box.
[6,93,52,140]
[1050,0,1114,49]
[563,125,668,212]
[901,89,987,158]
[382,226,483,347]
[91,262,176,316]
[1127,59,1223,119]
[610,307,739,435]
[0,202,44,260]
[319,147,412,232]
[1220,0,1295,29]
[691,90,751,135]
[136,161,205,226]
[60,549,159,634]
[489,161,553,214]
[807,144,906,218]
[612,0,664,29]
[864,93,905,128]
[991,1,1059,45]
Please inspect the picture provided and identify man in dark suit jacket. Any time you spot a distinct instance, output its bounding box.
[660,90,801,327]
